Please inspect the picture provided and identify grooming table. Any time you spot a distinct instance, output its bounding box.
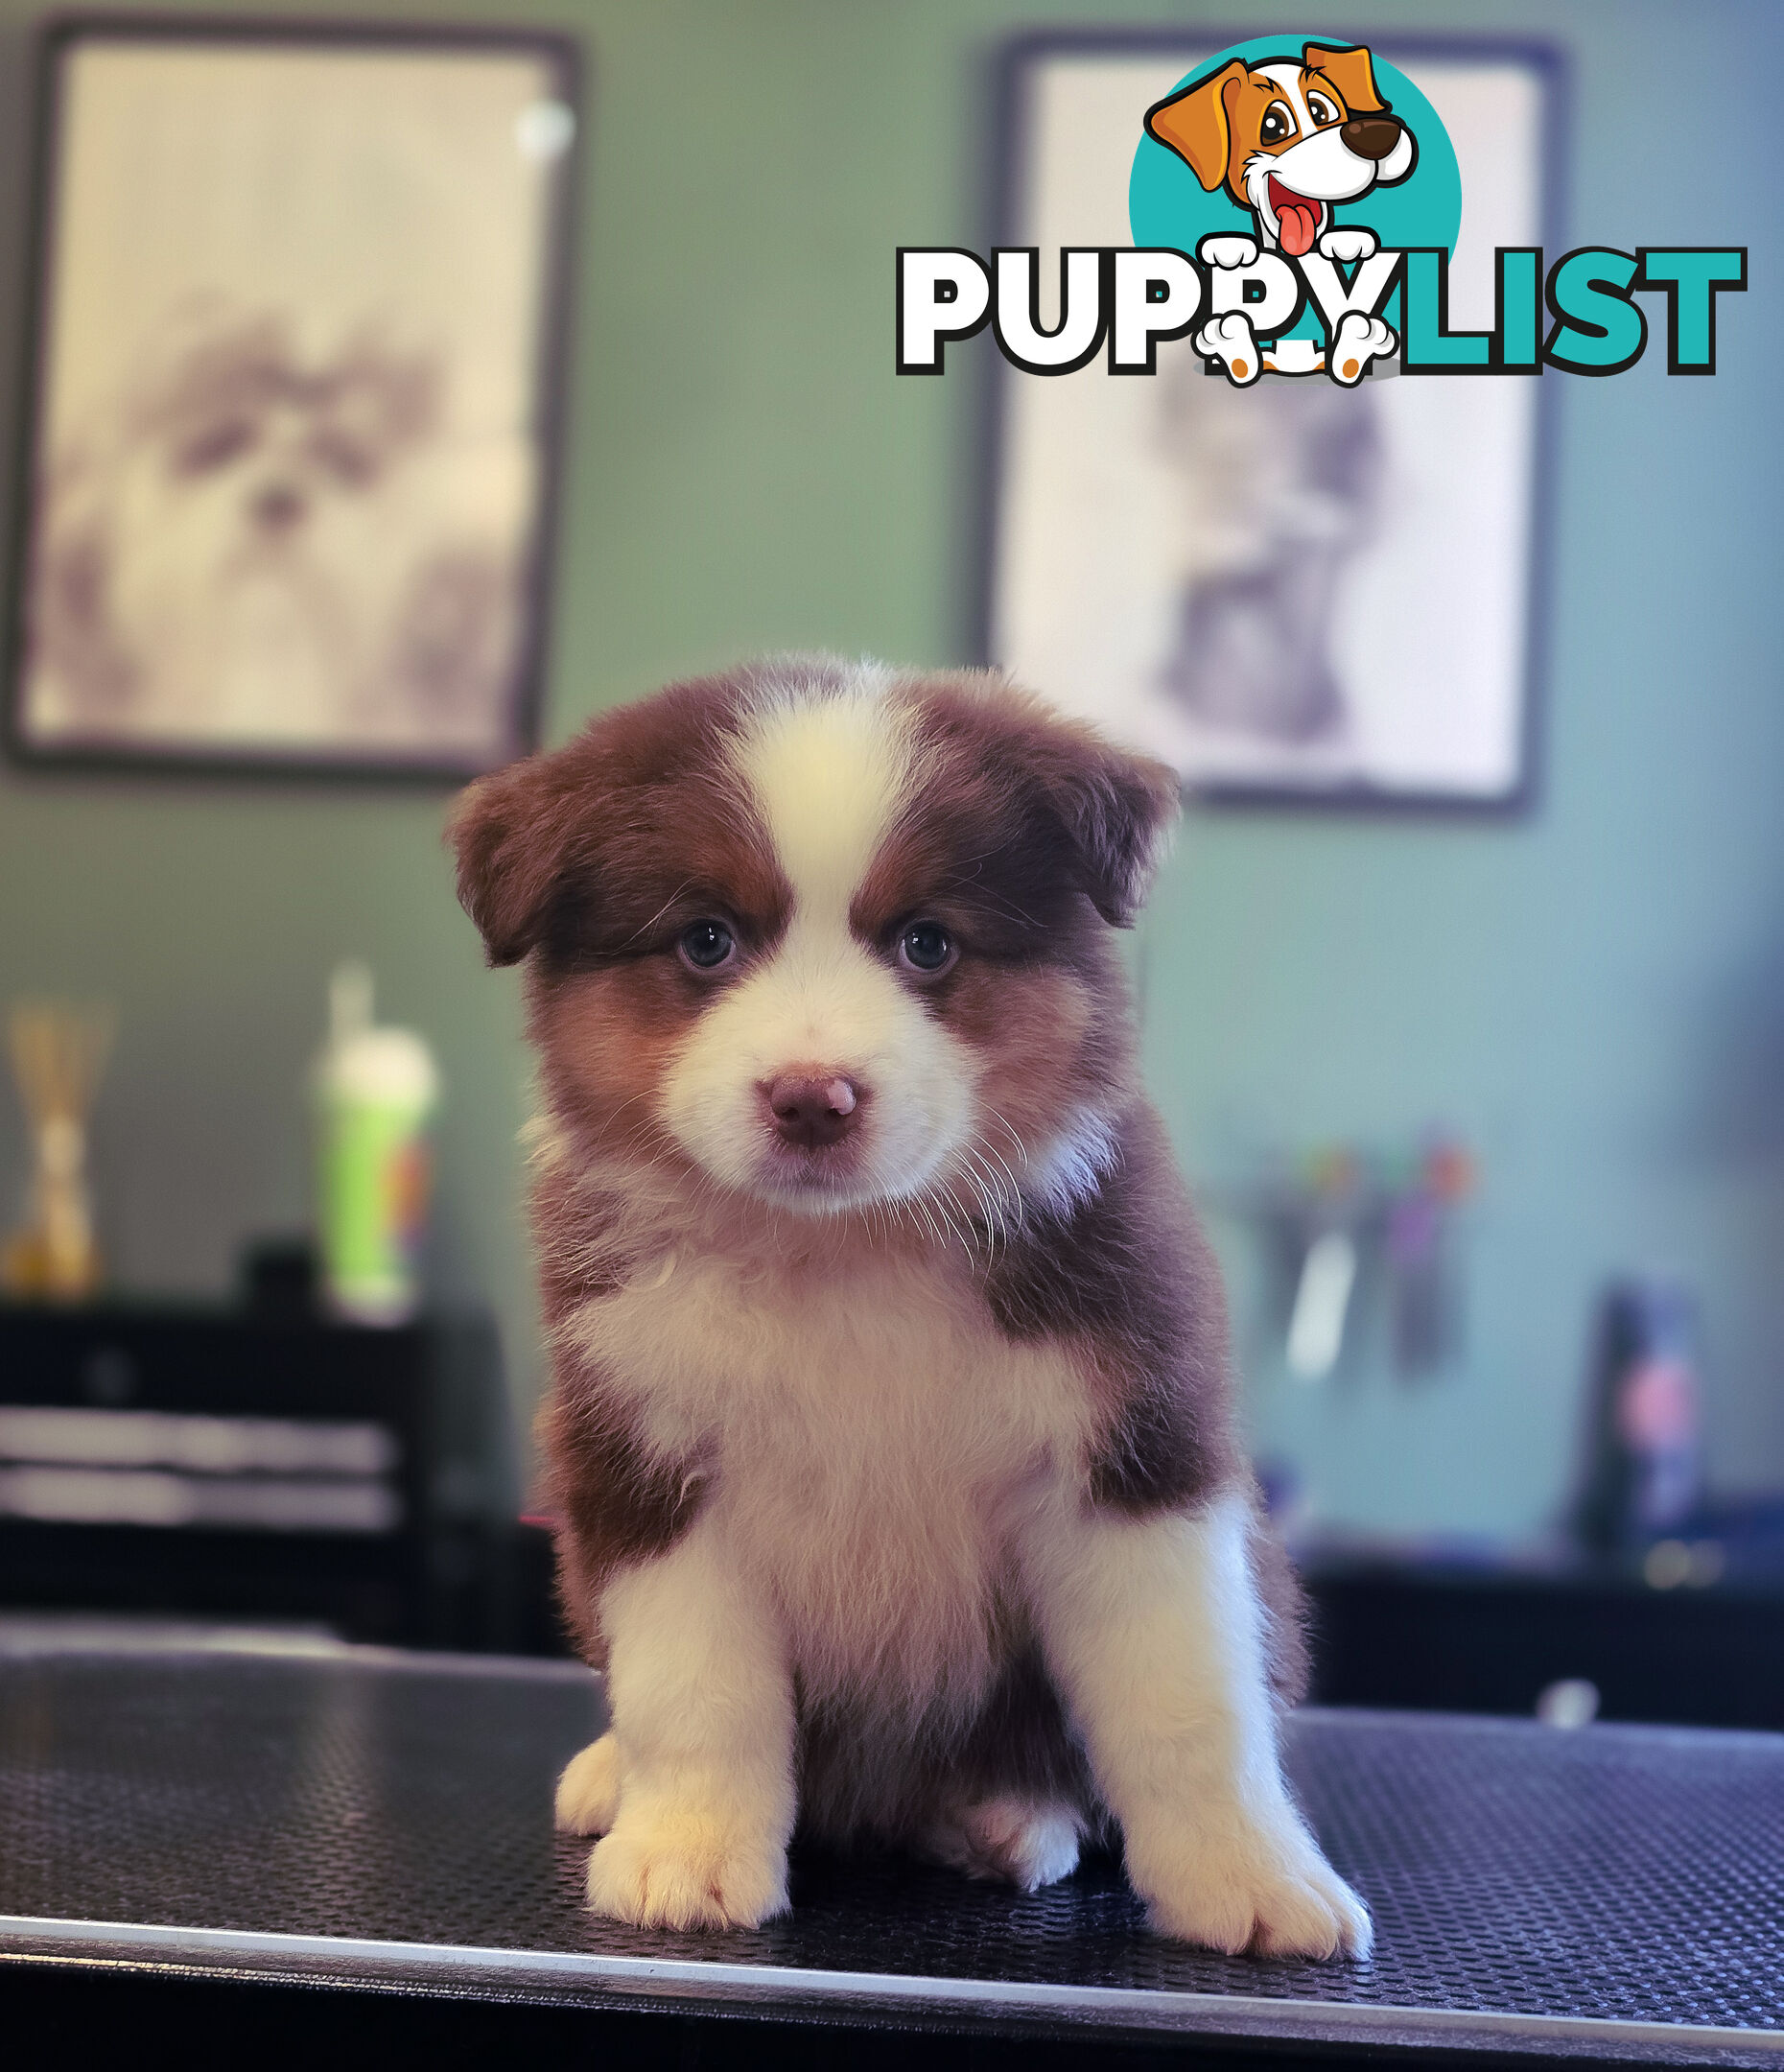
[1,1628,1780,2067]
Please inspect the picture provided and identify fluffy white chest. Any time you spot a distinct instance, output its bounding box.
[574,1245,1092,1710]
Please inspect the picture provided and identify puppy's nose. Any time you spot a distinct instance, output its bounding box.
[251,483,307,533]
[1340,115,1402,161]
[763,1072,861,1150]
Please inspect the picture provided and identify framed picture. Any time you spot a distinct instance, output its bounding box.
[985,34,1561,811]
[6,14,579,780]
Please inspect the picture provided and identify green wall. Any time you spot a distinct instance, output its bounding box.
[0,0,1777,1537]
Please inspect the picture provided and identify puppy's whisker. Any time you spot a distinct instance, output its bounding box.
[982,1108,1033,1169]
[965,1141,1020,1223]
[905,1191,946,1249]
[973,1135,1025,1206]
[951,1159,1001,1244]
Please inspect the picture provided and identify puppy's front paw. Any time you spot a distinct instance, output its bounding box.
[1194,313,1261,385]
[1328,312,1397,386]
[1198,234,1259,271]
[1128,1812,1373,1961]
[585,1809,789,1931]
[554,1732,622,1835]
[1317,226,1377,264]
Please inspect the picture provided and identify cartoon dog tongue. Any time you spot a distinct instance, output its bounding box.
[1270,178,1322,257]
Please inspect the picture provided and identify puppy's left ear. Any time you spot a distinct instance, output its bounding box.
[448,754,582,967]
[1303,41,1389,114]
[1043,736,1183,929]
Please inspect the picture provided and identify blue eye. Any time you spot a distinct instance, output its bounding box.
[898,922,954,974]
[679,919,736,971]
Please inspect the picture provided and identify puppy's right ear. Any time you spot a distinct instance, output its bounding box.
[448,756,578,967]
[1144,60,1246,193]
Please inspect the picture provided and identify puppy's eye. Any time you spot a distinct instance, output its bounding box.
[898,922,955,976]
[1260,101,1296,145]
[174,419,257,476]
[1306,92,1339,127]
[678,919,736,971]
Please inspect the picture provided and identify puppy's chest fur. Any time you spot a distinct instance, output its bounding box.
[571,1238,1094,1715]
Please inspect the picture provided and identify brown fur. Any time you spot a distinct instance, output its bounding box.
[987,1106,1241,1515]
[543,1371,711,1666]
[450,669,790,973]
[526,1154,707,1664]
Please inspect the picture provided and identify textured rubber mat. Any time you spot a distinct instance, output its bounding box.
[1,1641,1780,2061]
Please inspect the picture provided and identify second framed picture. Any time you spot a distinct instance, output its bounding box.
[8,16,580,779]
[986,34,1560,811]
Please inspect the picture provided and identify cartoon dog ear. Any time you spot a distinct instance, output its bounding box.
[1144,59,1247,193]
[1303,41,1389,114]
[448,753,585,967]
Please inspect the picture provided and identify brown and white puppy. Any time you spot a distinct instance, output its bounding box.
[1145,42,1415,259]
[451,657,1370,1960]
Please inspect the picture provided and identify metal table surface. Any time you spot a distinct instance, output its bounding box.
[1,1627,1780,2066]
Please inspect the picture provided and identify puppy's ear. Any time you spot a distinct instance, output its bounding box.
[1045,738,1182,928]
[1303,41,1388,115]
[448,755,581,967]
[1144,60,1246,193]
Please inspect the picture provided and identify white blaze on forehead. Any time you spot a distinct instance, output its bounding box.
[1256,61,1314,129]
[734,679,910,921]
[661,671,976,1214]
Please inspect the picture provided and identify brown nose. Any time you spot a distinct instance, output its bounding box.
[764,1072,861,1150]
[251,482,307,532]
[1341,115,1402,162]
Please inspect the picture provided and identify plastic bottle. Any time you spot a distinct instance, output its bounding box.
[1575,1281,1702,1556]
[315,963,439,1325]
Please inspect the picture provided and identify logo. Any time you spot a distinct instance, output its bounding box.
[897,35,1745,384]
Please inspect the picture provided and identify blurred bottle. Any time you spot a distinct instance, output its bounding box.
[315,963,438,1325]
[1574,1281,1702,1557]
[2,1001,112,1301]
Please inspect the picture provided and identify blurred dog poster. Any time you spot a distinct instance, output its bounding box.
[9,22,576,775]
[989,37,1553,808]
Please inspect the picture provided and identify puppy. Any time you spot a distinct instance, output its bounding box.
[1145,42,1415,260]
[451,658,1371,1960]
[27,304,523,757]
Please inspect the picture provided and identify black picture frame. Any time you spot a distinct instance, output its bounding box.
[4,12,582,784]
[978,29,1566,817]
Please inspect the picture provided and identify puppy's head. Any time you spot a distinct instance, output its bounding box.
[125,314,438,559]
[1145,43,1415,256]
[451,659,1178,1226]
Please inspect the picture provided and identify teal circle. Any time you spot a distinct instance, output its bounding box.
[1129,35,1461,342]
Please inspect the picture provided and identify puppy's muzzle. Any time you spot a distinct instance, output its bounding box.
[1340,115,1402,162]
[763,1072,862,1151]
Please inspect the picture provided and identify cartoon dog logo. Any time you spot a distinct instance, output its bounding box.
[1145,42,1415,381]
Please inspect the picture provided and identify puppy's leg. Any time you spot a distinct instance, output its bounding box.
[922,1798,1084,1893]
[1316,226,1378,265]
[554,1731,621,1835]
[1194,312,1263,387]
[1199,233,1260,271]
[582,1514,795,1930]
[1327,312,1397,387]
[1021,1488,1371,1960]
